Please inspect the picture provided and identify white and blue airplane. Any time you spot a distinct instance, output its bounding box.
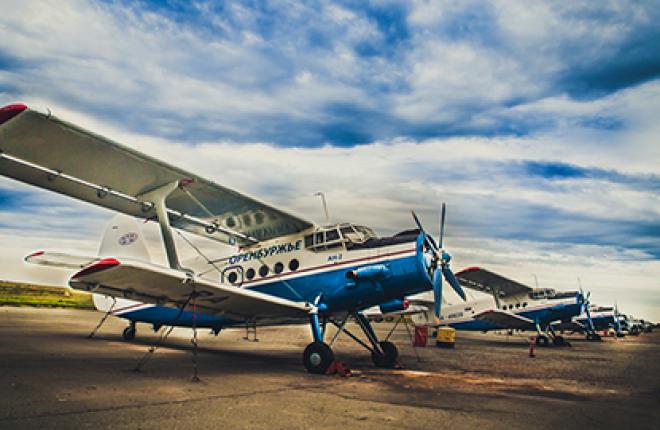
[432,267,592,346]
[553,304,623,339]
[0,103,466,373]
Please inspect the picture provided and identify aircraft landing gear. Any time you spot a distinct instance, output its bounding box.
[586,332,602,341]
[303,341,335,374]
[371,341,398,368]
[122,322,136,341]
[304,310,401,374]
[303,312,335,374]
[552,335,567,346]
[535,334,549,346]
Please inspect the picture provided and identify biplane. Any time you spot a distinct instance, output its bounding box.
[435,267,594,345]
[0,103,466,373]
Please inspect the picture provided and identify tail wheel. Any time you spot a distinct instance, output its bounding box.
[372,341,398,368]
[122,325,136,341]
[303,341,334,374]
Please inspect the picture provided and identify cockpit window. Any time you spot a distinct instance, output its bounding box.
[304,223,378,252]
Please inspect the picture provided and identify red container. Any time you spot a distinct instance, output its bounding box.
[413,325,428,347]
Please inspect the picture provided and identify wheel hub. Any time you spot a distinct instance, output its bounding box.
[309,352,322,366]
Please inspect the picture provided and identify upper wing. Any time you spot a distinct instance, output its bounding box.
[68,257,313,320]
[0,105,314,246]
[473,309,535,330]
[25,250,99,269]
[455,267,532,298]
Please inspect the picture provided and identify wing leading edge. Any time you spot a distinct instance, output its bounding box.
[0,106,314,245]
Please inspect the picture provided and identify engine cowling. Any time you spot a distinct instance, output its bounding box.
[346,264,391,281]
[378,298,409,314]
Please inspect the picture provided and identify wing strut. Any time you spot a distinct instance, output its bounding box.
[138,180,188,272]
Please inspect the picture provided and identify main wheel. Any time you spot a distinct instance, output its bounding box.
[536,335,549,346]
[371,341,398,368]
[303,341,334,374]
[552,335,566,346]
[122,325,136,341]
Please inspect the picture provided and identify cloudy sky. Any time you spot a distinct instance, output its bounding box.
[1,1,659,319]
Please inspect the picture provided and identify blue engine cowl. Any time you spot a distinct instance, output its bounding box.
[379,298,409,314]
[346,264,391,281]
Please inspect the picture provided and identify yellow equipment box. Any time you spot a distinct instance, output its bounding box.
[436,327,456,348]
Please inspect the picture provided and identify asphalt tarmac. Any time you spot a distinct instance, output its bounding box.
[0,307,658,429]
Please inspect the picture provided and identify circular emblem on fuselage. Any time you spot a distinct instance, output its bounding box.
[118,232,138,246]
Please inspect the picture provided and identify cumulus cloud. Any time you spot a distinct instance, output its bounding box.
[0,0,659,318]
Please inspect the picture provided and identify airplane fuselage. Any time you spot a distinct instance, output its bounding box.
[96,226,433,330]
[439,291,582,331]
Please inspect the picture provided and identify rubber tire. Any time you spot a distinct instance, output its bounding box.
[372,341,398,368]
[536,335,549,347]
[303,341,334,374]
[122,326,136,341]
[552,336,566,346]
[590,333,601,341]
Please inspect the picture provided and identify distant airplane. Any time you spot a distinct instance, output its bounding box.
[433,267,594,346]
[553,304,623,339]
[0,103,467,373]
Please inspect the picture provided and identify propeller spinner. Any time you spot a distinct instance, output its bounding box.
[412,203,466,319]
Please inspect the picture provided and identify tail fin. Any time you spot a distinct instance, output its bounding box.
[98,215,151,263]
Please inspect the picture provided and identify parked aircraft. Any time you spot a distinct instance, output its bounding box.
[435,267,593,346]
[554,304,623,338]
[0,103,466,373]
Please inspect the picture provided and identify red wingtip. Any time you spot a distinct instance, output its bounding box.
[72,258,121,279]
[0,104,27,125]
[455,266,481,276]
[24,250,45,263]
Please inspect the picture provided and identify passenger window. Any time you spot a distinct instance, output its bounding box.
[289,259,300,271]
[523,302,528,307]
[227,272,238,284]
[274,262,284,274]
[304,235,313,248]
[326,229,340,241]
[259,265,269,277]
[315,232,323,244]
[516,303,520,308]
[246,268,255,280]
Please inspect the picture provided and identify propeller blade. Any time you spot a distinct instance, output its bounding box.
[411,210,426,235]
[584,292,595,332]
[411,210,438,252]
[441,266,466,301]
[433,268,443,318]
[439,202,446,249]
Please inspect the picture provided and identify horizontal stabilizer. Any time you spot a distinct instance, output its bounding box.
[25,251,99,269]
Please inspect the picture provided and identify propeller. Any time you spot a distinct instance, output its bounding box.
[412,203,466,319]
[613,302,622,333]
[578,278,595,334]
